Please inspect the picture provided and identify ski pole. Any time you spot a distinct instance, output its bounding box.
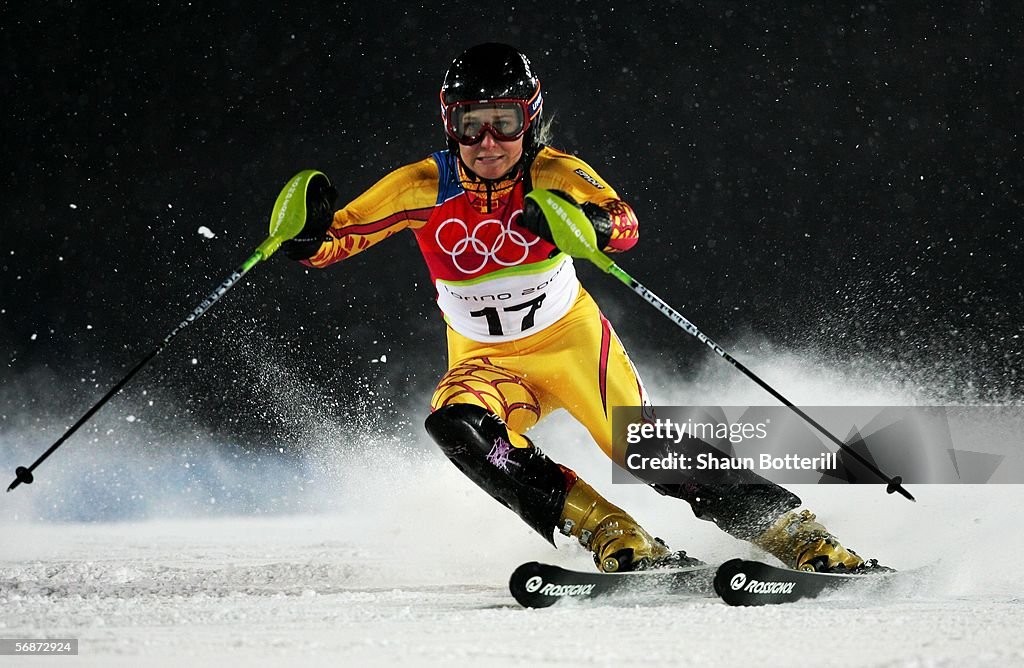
[7,170,328,493]
[527,190,915,502]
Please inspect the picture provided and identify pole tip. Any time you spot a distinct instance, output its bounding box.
[885,475,915,502]
[7,466,33,492]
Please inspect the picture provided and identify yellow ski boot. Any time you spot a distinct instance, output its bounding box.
[559,478,688,573]
[753,510,866,573]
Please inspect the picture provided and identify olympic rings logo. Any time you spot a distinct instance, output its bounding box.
[434,209,540,274]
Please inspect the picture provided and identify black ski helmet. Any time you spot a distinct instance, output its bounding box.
[439,43,544,151]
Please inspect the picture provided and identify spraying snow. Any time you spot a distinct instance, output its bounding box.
[2,346,1022,667]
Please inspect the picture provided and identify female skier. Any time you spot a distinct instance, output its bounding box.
[282,43,872,574]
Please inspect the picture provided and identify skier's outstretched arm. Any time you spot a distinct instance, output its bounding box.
[283,157,440,266]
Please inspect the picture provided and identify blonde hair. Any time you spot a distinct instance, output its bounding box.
[533,112,555,147]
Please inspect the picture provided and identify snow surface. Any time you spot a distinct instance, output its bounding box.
[2,351,1023,667]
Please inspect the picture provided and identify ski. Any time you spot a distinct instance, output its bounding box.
[509,561,716,608]
[713,558,898,606]
[510,558,900,608]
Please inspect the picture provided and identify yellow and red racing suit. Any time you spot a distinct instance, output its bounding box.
[305,146,646,458]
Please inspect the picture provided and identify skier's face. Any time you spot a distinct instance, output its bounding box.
[458,131,524,180]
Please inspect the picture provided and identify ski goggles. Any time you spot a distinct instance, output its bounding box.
[441,90,543,145]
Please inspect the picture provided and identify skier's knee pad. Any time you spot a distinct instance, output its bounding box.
[425,403,570,543]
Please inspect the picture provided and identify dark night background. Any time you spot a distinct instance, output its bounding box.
[2,2,1020,462]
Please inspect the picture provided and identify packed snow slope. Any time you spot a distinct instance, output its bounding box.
[2,350,1022,667]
